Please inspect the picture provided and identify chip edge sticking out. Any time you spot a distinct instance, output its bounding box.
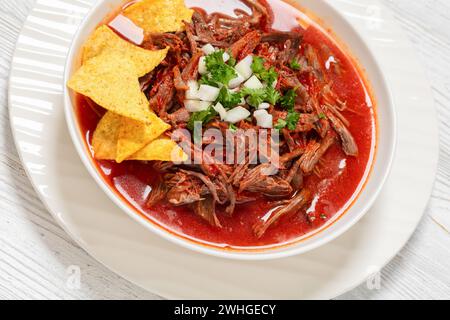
[92,111,122,160]
[92,111,186,163]
[130,136,188,162]
[67,52,154,123]
[115,114,171,163]
[123,0,194,34]
[81,25,169,77]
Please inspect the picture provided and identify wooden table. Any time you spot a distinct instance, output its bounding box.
[0,0,449,299]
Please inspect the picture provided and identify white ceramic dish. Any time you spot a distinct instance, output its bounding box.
[63,0,396,260]
[9,0,437,299]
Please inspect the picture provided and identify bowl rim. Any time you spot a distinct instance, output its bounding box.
[63,0,397,261]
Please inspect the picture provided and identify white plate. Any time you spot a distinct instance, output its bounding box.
[8,0,438,299]
[63,0,397,260]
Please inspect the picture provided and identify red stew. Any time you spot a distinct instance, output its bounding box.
[75,0,376,249]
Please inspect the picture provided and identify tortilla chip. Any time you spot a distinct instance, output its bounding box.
[116,114,171,163]
[123,0,193,34]
[130,136,188,162]
[82,25,168,77]
[92,112,186,162]
[92,111,121,160]
[68,52,153,123]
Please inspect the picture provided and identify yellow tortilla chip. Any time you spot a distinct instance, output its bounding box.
[123,0,194,34]
[82,25,168,77]
[92,112,186,162]
[92,111,121,160]
[130,137,188,162]
[68,52,153,123]
[116,114,171,163]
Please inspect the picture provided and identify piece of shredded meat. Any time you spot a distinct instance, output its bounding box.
[253,189,311,238]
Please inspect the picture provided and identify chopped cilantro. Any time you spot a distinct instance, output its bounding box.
[187,107,217,131]
[227,51,237,67]
[199,76,219,87]
[280,89,297,109]
[204,50,237,86]
[205,50,225,67]
[318,113,327,120]
[290,59,301,71]
[265,86,281,105]
[251,56,278,86]
[275,118,287,130]
[246,91,266,108]
[260,67,278,86]
[275,110,300,131]
[251,56,266,74]
[286,110,300,130]
[217,87,242,109]
[241,86,283,108]
[209,65,237,86]
[241,88,266,108]
[229,123,238,132]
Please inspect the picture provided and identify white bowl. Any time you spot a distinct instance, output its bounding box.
[64,0,396,260]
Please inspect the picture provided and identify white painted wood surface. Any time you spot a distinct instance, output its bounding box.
[0,0,449,300]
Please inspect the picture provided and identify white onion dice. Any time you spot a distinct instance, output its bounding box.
[254,110,273,128]
[185,80,199,100]
[184,100,211,112]
[244,75,264,90]
[228,73,245,89]
[198,56,207,75]
[197,84,220,102]
[225,106,251,124]
[223,52,230,62]
[258,102,270,110]
[235,55,253,80]
[213,103,227,120]
[271,79,278,88]
[202,44,216,55]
